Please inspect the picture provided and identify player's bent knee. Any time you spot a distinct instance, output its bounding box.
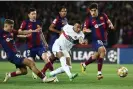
[22,70,28,75]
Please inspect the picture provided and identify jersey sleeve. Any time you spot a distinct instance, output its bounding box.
[20,20,26,30]
[83,17,90,29]
[52,17,59,25]
[103,13,109,22]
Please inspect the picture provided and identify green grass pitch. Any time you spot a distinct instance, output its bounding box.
[0,62,132,89]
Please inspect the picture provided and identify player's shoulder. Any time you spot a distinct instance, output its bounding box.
[22,19,29,23]
[100,12,108,17]
[64,24,72,28]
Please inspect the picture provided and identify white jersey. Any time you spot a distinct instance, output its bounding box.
[52,24,85,53]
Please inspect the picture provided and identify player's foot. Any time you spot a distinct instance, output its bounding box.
[45,72,59,82]
[80,63,86,73]
[3,73,11,82]
[97,74,103,80]
[42,76,56,83]
[53,76,59,82]
[32,72,38,79]
[69,73,78,81]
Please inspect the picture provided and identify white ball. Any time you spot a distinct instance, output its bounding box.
[117,66,128,78]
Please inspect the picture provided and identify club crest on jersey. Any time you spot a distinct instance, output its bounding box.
[94,24,99,28]
[100,16,103,20]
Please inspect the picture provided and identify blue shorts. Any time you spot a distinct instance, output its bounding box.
[92,40,107,51]
[26,45,46,59]
[8,53,25,68]
[48,35,59,51]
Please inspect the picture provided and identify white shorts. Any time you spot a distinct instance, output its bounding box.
[52,40,70,58]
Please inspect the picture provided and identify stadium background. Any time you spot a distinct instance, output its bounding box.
[0,1,133,64]
[0,1,132,89]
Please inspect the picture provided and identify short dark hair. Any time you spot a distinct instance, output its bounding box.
[58,6,67,12]
[89,3,98,10]
[74,20,81,24]
[28,8,36,14]
[4,19,14,25]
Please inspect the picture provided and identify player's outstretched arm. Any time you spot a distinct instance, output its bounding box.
[17,35,30,38]
[49,23,61,34]
[40,29,48,49]
[107,19,115,30]
[18,29,37,35]
[82,27,92,33]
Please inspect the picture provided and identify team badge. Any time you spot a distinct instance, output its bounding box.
[94,24,99,28]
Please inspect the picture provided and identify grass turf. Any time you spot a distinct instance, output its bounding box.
[0,62,132,89]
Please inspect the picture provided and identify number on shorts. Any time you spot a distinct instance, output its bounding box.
[16,53,21,58]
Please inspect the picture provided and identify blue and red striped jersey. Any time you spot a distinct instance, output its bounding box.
[51,15,67,35]
[20,20,42,49]
[84,13,109,41]
[0,29,18,56]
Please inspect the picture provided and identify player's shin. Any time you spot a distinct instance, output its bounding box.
[84,56,96,66]
[41,61,53,74]
[97,57,103,75]
[60,56,72,78]
[49,67,65,77]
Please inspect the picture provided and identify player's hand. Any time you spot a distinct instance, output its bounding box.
[109,24,115,30]
[83,28,91,33]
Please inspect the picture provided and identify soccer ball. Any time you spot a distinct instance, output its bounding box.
[117,66,128,78]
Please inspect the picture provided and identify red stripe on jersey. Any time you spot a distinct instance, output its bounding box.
[27,33,33,48]
[36,32,41,46]
[84,17,89,28]
[92,20,103,40]
[20,21,26,30]
[103,13,109,21]
[62,31,69,40]
[52,16,59,25]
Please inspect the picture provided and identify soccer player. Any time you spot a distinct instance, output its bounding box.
[41,6,68,76]
[0,19,55,83]
[18,8,54,79]
[48,6,68,51]
[46,21,85,81]
[80,3,114,80]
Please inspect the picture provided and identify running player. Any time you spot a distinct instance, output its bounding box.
[80,3,114,80]
[46,21,85,81]
[18,8,54,79]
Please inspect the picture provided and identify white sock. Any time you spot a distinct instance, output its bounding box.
[50,67,64,76]
[60,56,72,78]
[83,63,86,67]
[98,71,102,75]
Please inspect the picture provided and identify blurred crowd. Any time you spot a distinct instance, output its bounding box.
[0,1,133,47]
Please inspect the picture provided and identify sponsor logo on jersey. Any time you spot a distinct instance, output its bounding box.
[94,22,105,28]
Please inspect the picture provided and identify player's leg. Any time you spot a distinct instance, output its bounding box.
[40,52,54,74]
[97,46,106,80]
[56,51,78,81]
[80,52,99,73]
[3,66,28,82]
[26,49,38,79]
[22,58,55,82]
[27,57,38,79]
